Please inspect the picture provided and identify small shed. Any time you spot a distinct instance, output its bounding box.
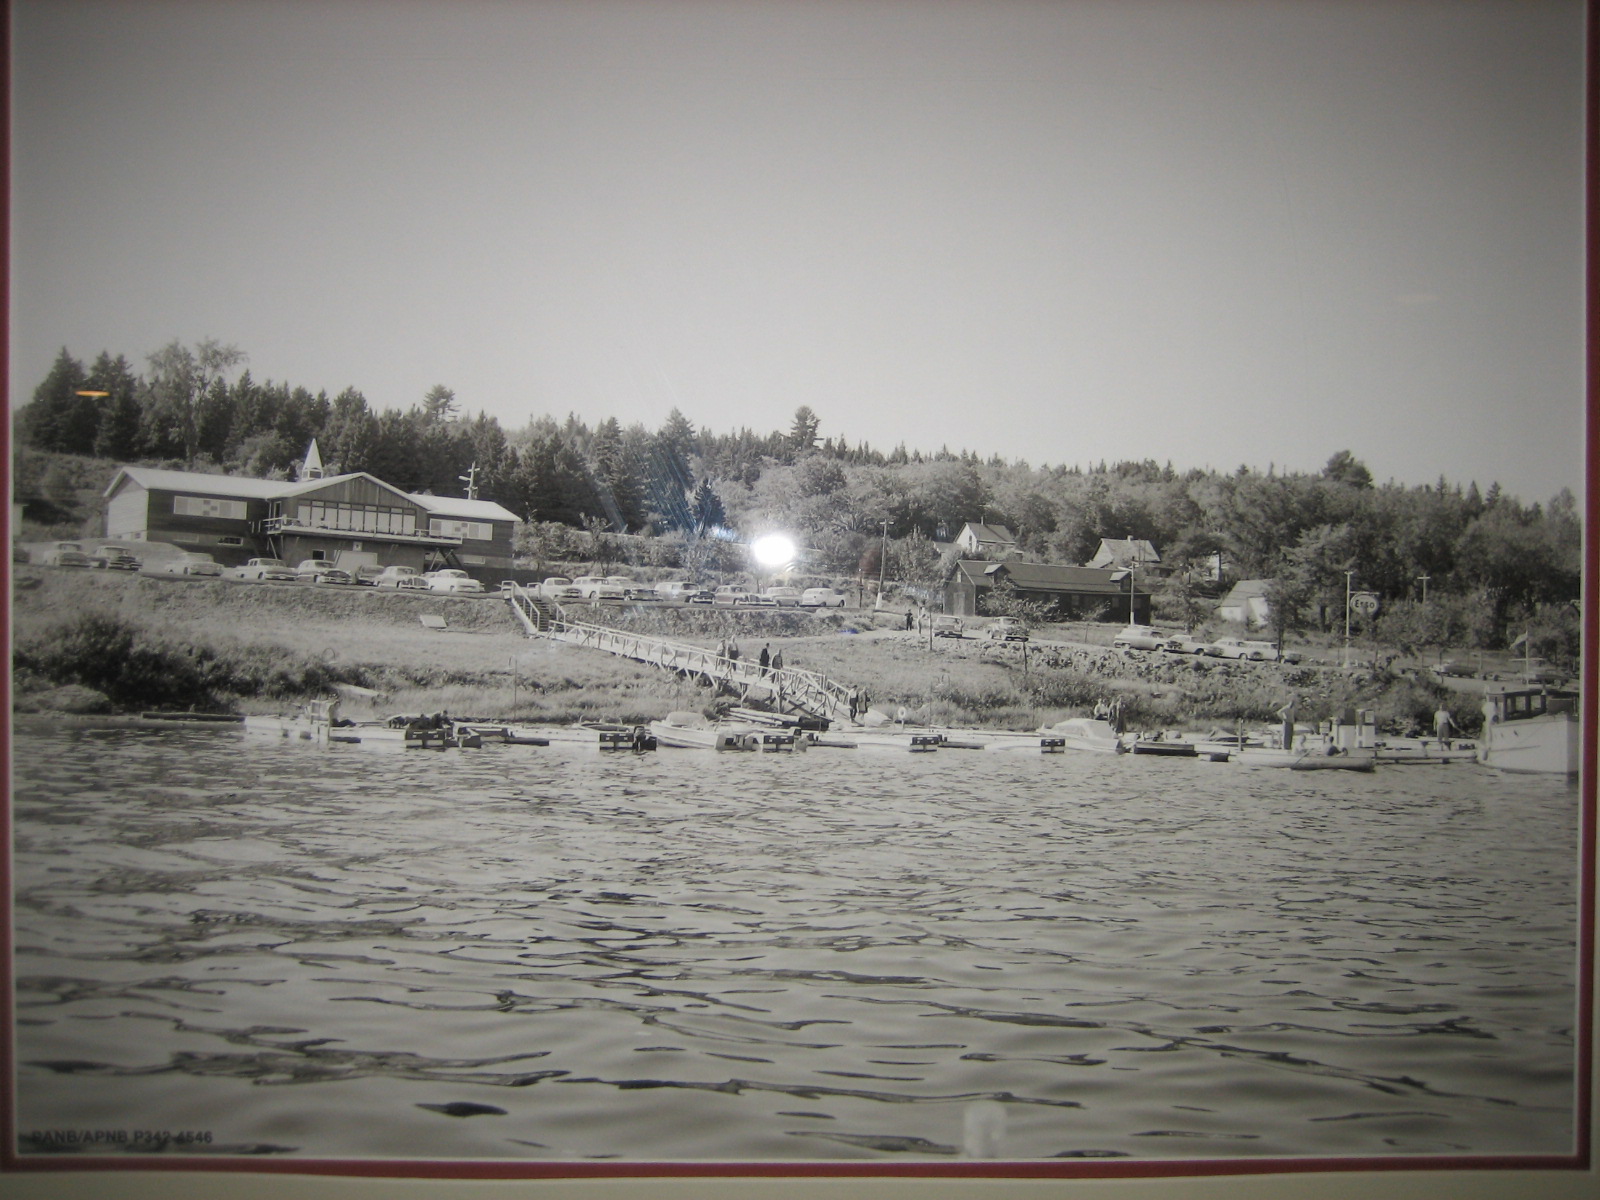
[1218,579,1272,627]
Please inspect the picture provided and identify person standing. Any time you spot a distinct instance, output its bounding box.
[847,686,860,720]
[1433,706,1455,750]
[759,644,771,675]
[1277,696,1298,751]
[771,649,784,672]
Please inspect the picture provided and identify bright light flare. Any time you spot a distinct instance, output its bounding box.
[750,534,797,568]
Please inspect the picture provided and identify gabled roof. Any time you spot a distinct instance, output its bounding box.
[953,559,1142,595]
[959,521,1016,543]
[410,493,520,523]
[1089,537,1161,566]
[103,466,288,500]
[1220,579,1271,603]
[101,464,520,523]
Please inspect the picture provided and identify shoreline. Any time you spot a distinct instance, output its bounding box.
[12,566,1477,737]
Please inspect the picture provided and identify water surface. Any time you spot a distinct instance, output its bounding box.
[10,727,1581,1162]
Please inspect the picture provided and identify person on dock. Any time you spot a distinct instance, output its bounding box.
[847,686,860,720]
[728,639,741,664]
[771,649,784,672]
[1433,706,1455,750]
[1277,697,1298,750]
[759,644,771,675]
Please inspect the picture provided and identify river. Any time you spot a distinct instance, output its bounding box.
[9,725,1583,1165]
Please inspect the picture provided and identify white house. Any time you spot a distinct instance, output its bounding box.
[954,522,1018,558]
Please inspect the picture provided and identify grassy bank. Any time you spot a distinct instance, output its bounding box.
[11,566,1467,733]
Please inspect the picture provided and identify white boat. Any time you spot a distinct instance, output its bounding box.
[1032,717,1127,754]
[649,711,776,751]
[1477,687,1579,776]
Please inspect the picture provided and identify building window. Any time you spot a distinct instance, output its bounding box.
[174,495,248,520]
[429,518,494,541]
[218,536,245,546]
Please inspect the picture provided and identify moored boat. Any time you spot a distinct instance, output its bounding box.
[648,711,763,751]
[1033,717,1126,754]
[1476,686,1579,776]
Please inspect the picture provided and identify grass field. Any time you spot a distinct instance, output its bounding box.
[11,565,1456,732]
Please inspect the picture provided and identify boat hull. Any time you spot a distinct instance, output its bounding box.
[1477,714,1579,776]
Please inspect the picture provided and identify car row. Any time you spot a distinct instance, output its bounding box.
[1111,627,1302,662]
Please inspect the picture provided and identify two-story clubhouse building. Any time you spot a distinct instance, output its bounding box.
[102,450,520,580]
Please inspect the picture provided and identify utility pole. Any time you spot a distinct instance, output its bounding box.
[459,462,479,501]
[1343,570,1355,668]
[878,520,889,602]
[1417,574,1429,604]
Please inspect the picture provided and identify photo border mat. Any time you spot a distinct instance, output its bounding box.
[2,0,1595,1196]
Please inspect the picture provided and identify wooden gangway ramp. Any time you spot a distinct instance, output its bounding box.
[506,584,855,725]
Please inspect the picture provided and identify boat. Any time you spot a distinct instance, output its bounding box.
[1232,745,1376,771]
[1476,686,1579,776]
[1031,717,1126,754]
[1131,734,1199,758]
[648,711,764,751]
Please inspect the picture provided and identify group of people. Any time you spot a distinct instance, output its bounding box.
[714,639,785,677]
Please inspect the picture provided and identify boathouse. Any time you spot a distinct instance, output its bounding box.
[944,560,1149,622]
[101,463,520,578]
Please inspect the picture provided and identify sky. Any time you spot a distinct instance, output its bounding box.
[9,0,1588,506]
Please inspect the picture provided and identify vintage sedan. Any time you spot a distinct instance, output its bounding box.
[147,551,224,578]
[426,569,486,595]
[1162,634,1213,655]
[296,560,353,585]
[985,617,1030,643]
[799,587,847,608]
[763,586,804,607]
[88,544,142,571]
[933,616,964,638]
[224,557,298,582]
[373,565,428,590]
[40,541,93,568]
[539,576,583,601]
[1112,626,1170,651]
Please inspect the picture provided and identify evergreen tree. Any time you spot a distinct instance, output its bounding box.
[20,348,89,453]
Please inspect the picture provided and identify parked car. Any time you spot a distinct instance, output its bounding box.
[712,585,753,606]
[426,568,486,595]
[932,616,964,638]
[1112,626,1170,651]
[986,617,1029,643]
[88,544,142,571]
[1206,637,1279,661]
[373,565,427,591]
[571,575,625,600]
[539,576,583,601]
[740,593,779,607]
[605,575,653,600]
[297,560,353,585]
[1429,659,1478,679]
[799,587,847,608]
[656,580,714,603]
[41,541,93,568]
[352,565,385,586]
[1162,634,1212,655]
[224,557,298,582]
[148,551,224,578]
[763,586,804,607]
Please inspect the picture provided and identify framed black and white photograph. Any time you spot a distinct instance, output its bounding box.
[5,2,1593,1199]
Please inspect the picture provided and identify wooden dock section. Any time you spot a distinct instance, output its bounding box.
[505,585,856,725]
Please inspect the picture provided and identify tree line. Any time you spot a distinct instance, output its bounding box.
[18,339,1582,656]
